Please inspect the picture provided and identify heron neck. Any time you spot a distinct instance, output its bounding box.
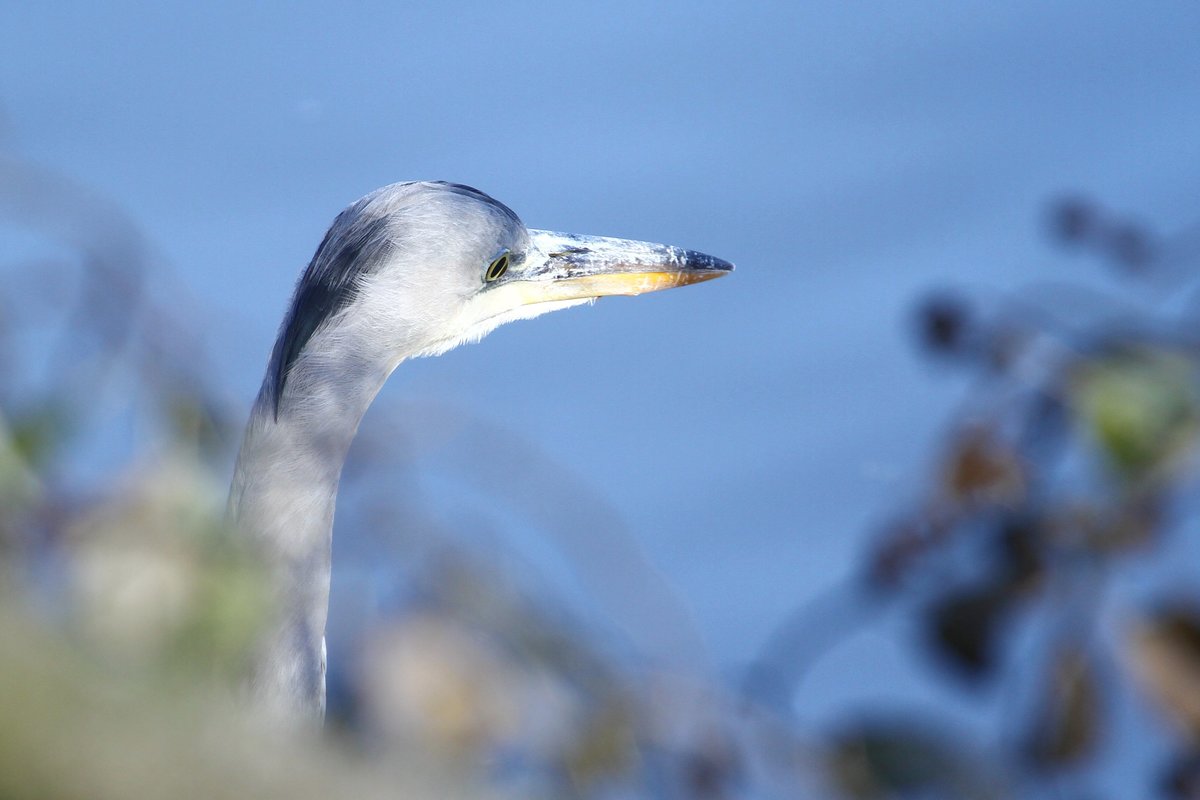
[228,343,393,714]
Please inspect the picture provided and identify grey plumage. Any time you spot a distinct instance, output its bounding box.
[229,180,731,716]
[268,182,521,417]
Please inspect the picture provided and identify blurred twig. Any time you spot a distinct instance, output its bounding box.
[744,193,1200,798]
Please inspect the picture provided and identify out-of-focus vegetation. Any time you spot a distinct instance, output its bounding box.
[5,133,1200,798]
[748,197,1200,798]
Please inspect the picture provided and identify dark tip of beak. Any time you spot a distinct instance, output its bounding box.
[683,249,735,274]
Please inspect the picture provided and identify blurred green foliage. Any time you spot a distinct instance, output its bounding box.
[1071,348,1200,480]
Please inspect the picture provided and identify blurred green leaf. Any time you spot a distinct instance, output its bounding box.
[1071,349,1200,481]
[65,455,270,679]
[8,399,72,470]
[0,412,43,536]
[166,536,272,679]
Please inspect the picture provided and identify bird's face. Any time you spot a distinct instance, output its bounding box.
[361,183,734,361]
[270,181,733,413]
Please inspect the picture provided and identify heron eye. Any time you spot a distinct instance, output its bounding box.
[485,252,510,282]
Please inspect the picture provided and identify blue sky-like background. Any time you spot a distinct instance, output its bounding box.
[5,1,1200,787]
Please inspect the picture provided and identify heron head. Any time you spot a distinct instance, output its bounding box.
[268,181,732,416]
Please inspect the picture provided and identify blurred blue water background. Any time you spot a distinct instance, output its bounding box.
[4,0,1199,781]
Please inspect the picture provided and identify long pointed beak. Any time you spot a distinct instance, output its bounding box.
[514,230,734,303]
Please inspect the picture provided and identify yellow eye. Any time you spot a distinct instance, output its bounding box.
[485,252,510,282]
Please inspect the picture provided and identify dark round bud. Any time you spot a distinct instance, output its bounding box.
[915,294,972,356]
[1048,196,1097,244]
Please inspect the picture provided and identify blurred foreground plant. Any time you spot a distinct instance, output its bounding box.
[750,196,1200,798]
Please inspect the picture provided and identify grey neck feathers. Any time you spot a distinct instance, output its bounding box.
[228,327,395,715]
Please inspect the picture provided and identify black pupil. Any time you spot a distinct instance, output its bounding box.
[488,255,508,280]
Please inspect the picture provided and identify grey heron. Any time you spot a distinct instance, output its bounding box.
[228,181,732,716]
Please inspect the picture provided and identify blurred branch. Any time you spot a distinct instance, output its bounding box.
[744,192,1200,797]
